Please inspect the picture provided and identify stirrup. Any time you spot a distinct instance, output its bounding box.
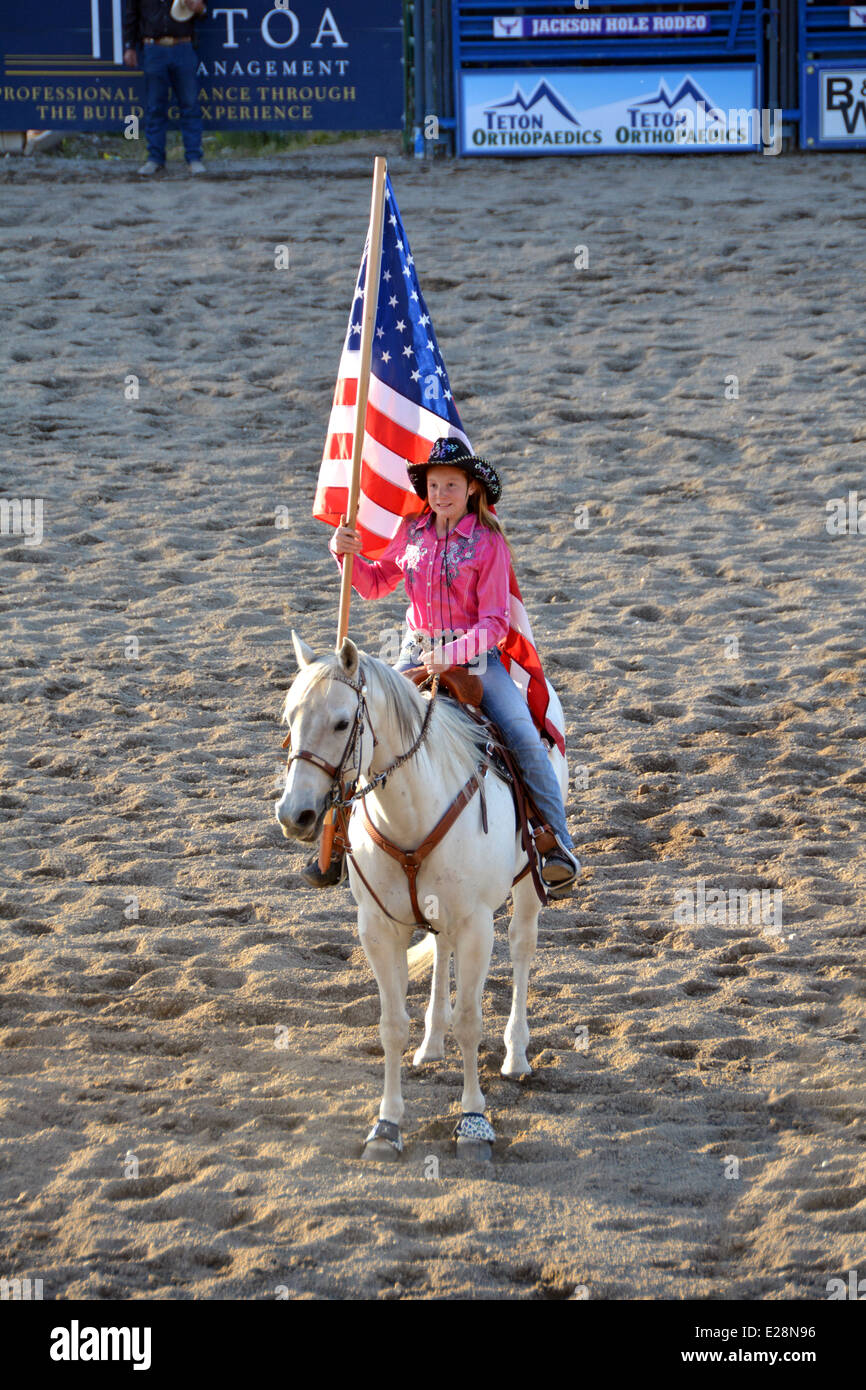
[541,845,580,901]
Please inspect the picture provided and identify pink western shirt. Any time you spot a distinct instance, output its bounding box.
[329,509,511,668]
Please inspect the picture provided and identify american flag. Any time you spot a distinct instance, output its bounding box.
[313,171,566,758]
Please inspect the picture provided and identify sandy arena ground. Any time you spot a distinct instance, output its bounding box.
[0,135,864,1300]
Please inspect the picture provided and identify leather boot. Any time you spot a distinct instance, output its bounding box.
[541,846,580,897]
[300,848,346,888]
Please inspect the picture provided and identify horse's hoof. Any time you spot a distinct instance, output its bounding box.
[361,1118,403,1161]
[456,1138,493,1162]
[454,1112,495,1162]
[501,1063,531,1081]
[412,1046,445,1067]
[362,1138,402,1162]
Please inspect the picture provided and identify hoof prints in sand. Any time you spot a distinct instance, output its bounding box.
[0,148,864,1299]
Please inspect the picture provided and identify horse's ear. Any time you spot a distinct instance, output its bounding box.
[291,630,315,669]
[336,636,359,678]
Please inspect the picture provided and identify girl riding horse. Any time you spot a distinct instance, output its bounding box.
[302,436,579,896]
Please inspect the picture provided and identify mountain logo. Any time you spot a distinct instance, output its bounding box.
[484,80,582,128]
[629,76,724,120]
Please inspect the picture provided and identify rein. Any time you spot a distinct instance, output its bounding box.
[336,673,439,807]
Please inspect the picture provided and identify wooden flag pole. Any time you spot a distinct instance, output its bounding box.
[318,155,388,872]
[337,154,388,644]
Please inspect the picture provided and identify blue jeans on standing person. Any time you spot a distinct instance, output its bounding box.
[140,42,203,165]
[394,633,575,853]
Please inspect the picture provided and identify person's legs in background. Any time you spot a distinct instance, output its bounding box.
[140,45,170,167]
[170,44,204,165]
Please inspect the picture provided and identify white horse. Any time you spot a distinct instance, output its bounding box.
[275,632,570,1161]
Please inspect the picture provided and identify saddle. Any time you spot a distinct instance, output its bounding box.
[403,664,483,707]
[402,665,558,870]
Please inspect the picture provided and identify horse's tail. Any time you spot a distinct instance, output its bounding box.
[407,933,435,980]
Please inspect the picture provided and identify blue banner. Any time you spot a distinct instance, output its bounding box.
[492,14,712,39]
[458,66,761,155]
[0,0,403,131]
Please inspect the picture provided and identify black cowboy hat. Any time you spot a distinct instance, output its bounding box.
[407,437,502,506]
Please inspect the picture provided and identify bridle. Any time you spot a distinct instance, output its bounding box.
[281,665,439,811]
[282,668,372,795]
[280,663,451,932]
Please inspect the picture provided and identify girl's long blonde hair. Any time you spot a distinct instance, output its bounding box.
[468,483,512,557]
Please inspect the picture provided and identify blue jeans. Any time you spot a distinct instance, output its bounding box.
[394,635,574,851]
[140,43,203,164]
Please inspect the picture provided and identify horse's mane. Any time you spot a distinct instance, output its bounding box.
[291,650,493,784]
[365,654,494,782]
